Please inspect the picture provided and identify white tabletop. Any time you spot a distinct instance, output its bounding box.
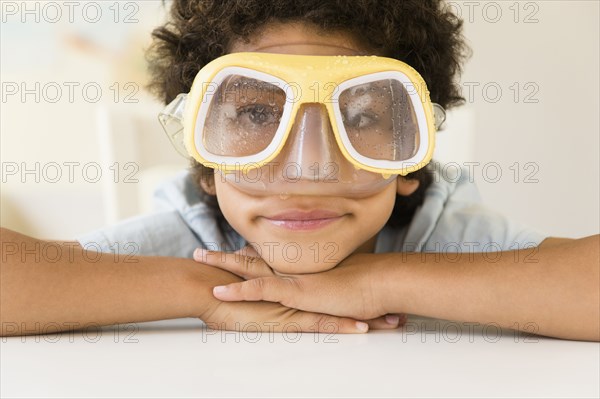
[2,316,598,398]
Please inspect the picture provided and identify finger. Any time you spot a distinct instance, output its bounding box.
[217,313,369,334]
[208,315,368,334]
[363,314,407,330]
[213,277,293,304]
[193,248,274,279]
[292,311,370,334]
[234,245,262,258]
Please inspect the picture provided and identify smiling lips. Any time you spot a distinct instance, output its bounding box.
[262,210,346,231]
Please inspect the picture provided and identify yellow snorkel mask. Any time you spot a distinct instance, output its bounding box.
[159,52,445,197]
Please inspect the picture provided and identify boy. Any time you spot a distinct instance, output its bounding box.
[1,0,598,340]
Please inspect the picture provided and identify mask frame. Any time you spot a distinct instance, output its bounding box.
[159,52,446,177]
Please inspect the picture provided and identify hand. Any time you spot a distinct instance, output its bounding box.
[193,247,405,328]
[189,261,374,333]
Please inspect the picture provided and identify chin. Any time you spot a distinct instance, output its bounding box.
[251,240,346,275]
[270,258,338,275]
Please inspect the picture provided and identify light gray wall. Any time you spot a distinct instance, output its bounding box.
[455,0,599,238]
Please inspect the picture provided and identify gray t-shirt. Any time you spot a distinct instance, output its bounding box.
[77,163,548,257]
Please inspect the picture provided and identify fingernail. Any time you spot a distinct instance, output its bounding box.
[193,248,203,259]
[194,248,215,261]
[355,321,369,333]
[213,286,228,294]
[385,315,400,325]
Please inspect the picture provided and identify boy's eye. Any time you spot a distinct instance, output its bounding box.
[343,111,378,130]
[236,104,281,126]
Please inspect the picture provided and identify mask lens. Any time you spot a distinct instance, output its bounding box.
[339,79,419,162]
[203,75,287,157]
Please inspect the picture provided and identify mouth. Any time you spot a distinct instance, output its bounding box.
[261,210,347,231]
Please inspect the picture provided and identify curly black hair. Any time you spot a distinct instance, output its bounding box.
[146,0,470,229]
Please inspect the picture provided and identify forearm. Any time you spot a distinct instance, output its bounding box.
[382,235,600,341]
[0,228,215,336]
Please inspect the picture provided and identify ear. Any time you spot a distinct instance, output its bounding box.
[199,175,217,196]
[396,176,420,196]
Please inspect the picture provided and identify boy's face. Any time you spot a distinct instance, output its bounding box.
[207,23,419,274]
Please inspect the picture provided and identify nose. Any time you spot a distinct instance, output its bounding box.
[274,103,346,181]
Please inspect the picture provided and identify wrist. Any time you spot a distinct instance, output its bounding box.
[179,260,243,319]
[375,252,412,315]
[177,261,215,318]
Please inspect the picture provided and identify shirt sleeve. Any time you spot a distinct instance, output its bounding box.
[76,210,203,258]
[400,164,548,252]
[76,170,244,258]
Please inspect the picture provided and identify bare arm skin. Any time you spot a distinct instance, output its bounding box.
[0,228,368,336]
[380,235,600,341]
[0,228,219,335]
[206,235,600,341]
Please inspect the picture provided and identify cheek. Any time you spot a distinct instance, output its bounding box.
[353,181,397,235]
[212,179,277,254]
[213,178,255,236]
